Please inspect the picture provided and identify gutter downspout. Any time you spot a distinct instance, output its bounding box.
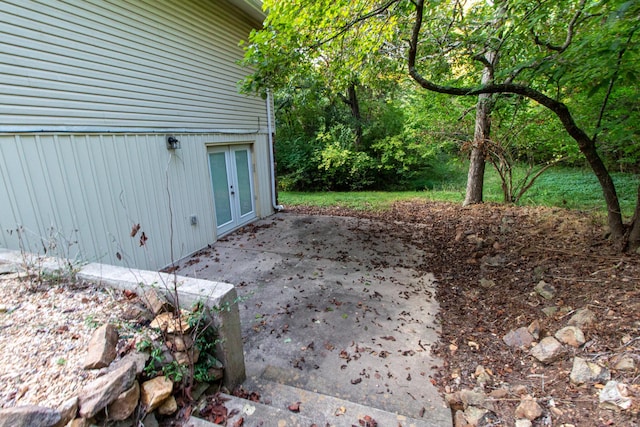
[266,89,284,212]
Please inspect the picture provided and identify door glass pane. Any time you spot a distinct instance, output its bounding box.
[234,149,254,216]
[209,152,232,226]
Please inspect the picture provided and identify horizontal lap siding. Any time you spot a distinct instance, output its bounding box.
[0,1,273,270]
[0,0,266,132]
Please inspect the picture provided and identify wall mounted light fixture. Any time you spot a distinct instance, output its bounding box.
[166,135,181,150]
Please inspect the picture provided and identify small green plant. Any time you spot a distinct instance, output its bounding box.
[137,338,167,377]
[163,361,187,383]
[84,315,100,329]
[56,358,66,366]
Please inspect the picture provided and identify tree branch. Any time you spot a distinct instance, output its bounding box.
[532,0,586,53]
[310,0,402,50]
[593,26,638,143]
[408,1,592,152]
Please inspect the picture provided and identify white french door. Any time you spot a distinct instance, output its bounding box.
[208,145,256,236]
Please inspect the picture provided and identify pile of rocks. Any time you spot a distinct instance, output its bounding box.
[449,281,638,427]
[0,289,221,427]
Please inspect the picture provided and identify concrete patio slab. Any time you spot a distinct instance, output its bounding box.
[175,213,450,425]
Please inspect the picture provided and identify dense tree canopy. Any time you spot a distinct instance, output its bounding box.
[243,0,640,250]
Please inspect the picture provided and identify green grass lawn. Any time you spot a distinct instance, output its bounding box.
[279,164,638,219]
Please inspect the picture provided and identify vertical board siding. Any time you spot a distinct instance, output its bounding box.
[0,133,272,270]
[0,0,266,131]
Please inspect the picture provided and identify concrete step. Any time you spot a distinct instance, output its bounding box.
[252,365,451,426]
[238,373,447,427]
[190,393,317,427]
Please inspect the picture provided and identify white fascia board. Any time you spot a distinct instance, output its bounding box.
[227,0,265,24]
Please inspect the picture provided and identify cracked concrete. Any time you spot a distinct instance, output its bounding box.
[175,213,451,425]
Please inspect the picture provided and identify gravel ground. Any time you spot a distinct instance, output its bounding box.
[0,273,139,411]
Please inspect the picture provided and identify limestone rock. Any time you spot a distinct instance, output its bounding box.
[166,334,194,352]
[460,389,486,408]
[554,326,586,347]
[474,365,492,386]
[175,347,200,366]
[79,360,137,418]
[514,396,543,420]
[477,410,500,426]
[541,306,557,317]
[481,255,505,268]
[570,357,611,385]
[488,388,508,399]
[53,396,78,427]
[141,376,173,412]
[503,327,534,349]
[462,406,488,425]
[157,396,178,415]
[142,412,159,427]
[0,405,61,427]
[527,320,541,340]
[84,323,119,369]
[511,384,529,396]
[613,355,636,371]
[530,337,565,364]
[150,312,190,334]
[515,420,532,427]
[192,382,212,401]
[567,308,596,328]
[107,380,140,421]
[479,278,496,289]
[599,380,632,410]
[143,288,169,315]
[68,419,91,427]
[534,281,556,300]
[109,351,150,376]
[445,392,463,411]
[453,410,467,427]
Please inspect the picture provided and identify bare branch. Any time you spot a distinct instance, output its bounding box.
[513,157,569,203]
[532,0,586,53]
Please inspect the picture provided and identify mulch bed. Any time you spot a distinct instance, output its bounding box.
[288,200,639,426]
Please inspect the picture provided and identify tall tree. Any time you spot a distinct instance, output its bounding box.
[244,0,640,250]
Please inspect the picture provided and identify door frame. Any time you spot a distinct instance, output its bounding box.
[207,144,256,236]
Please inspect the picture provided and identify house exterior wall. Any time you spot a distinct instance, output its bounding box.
[0,0,273,270]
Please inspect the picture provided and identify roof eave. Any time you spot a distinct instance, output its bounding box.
[228,0,265,24]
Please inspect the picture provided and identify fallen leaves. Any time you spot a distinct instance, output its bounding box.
[358,415,378,426]
[287,401,301,412]
[200,393,233,425]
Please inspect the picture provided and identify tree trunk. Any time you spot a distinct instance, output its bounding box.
[464,61,494,206]
[627,183,640,252]
[573,134,626,240]
[338,83,363,147]
[347,83,363,146]
[407,0,629,248]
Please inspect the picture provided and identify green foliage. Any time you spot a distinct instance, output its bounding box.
[141,344,165,377]
[249,0,639,233]
[163,361,187,383]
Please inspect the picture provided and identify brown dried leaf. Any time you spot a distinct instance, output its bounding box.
[287,402,301,413]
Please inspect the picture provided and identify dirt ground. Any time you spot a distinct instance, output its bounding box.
[287,200,639,426]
